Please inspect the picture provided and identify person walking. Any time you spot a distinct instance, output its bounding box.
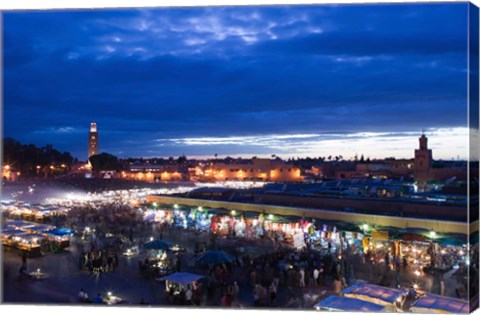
[313,268,319,287]
[269,282,277,306]
[185,286,193,305]
[299,268,305,288]
[233,281,240,305]
[21,251,28,269]
[332,276,343,295]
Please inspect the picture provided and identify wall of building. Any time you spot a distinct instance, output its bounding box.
[120,171,184,182]
[203,158,302,182]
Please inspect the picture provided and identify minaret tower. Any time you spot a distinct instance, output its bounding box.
[414,131,433,190]
[88,122,99,158]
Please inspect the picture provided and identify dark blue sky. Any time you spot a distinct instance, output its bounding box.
[3,3,470,161]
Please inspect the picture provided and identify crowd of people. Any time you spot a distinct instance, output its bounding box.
[4,185,475,309]
[78,249,119,274]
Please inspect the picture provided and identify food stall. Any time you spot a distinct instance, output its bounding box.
[158,272,204,303]
[410,293,469,313]
[1,229,26,246]
[314,295,386,312]
[4,220,36,230]
[141,240,176,277]
[44,228,74,249]
[26,224,55,234]
[16,233,47,256]
[342,282,407,312]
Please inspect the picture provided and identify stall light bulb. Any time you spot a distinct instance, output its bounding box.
[108,291,112,296]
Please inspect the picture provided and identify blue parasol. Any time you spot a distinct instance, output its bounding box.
[196,250,235,265]
[144,239,173,250]
[45,228,74,236]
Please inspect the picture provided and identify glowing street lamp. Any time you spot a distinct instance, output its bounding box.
[362,224,369,232]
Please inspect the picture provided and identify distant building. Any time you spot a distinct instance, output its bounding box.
[88,122,98,158]
[2,165,19,181]
[121,162,185,182]
[200,157,303,182]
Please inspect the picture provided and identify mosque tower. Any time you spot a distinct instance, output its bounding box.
[414,132,433,190]
[88,122,98,158]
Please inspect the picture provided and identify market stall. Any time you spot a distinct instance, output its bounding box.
[158,272,204,304]
[1,229,27,246]
[4,220,36,229]
[141,240,176,277]
[410,293,469,313]
[26,224,55,234]
[314,295,386,312]
[16,233,47,256]
[45,228,74,249]
[342,282,407,312]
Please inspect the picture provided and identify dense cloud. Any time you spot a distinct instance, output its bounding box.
[3,3,469,160]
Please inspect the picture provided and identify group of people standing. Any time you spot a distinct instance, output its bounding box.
[79,250,119,274]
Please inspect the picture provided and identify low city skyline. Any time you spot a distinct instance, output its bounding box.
[3,3,469,160]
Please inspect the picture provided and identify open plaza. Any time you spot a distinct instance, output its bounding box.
[1,180,476,313]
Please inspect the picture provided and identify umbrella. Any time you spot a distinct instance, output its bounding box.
[196,250,235,265]
[400,227,430,235]
[45,228,74,236]
[436,238,465,247]
[144,239,173,250]
[157,272,204,285]
[265,215,291,224]
[400,234,428,242]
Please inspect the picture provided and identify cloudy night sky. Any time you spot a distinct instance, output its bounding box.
[2,3,470,161]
